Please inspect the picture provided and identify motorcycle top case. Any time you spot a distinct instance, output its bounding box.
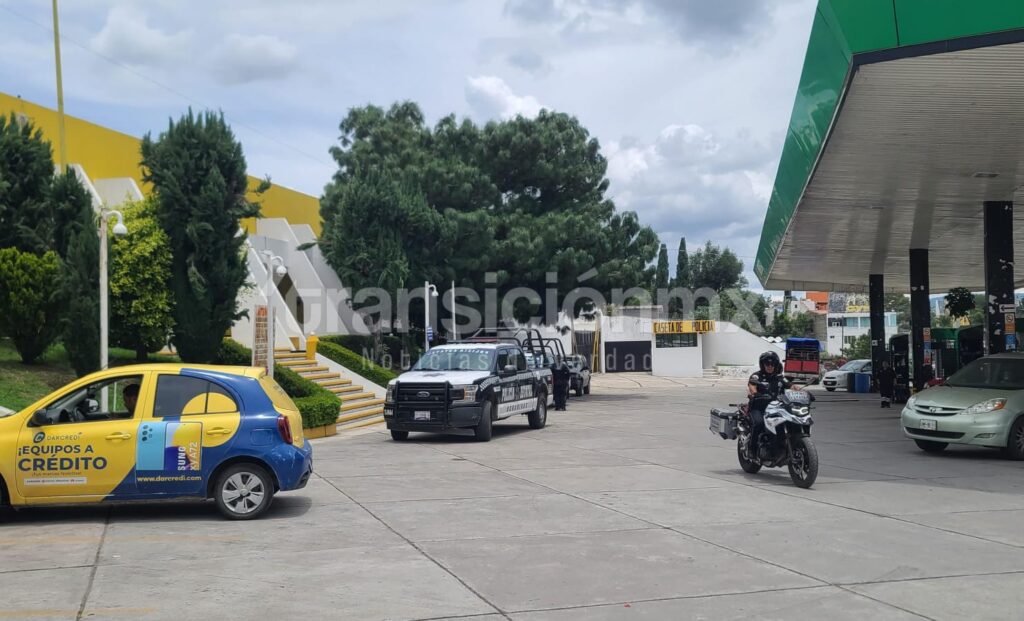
[709,408,739,440]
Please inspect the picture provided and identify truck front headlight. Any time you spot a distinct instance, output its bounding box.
[452,384,478,404]
[386,383,396,404]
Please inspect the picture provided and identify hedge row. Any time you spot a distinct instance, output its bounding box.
[214,339,339,429]
[318,341,397,388]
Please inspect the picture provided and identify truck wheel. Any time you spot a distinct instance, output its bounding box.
[574,385,583,397]
[214,463,274,520]
[391,430,409,441]
[474,401,493,442]
[825,387,835,392]
[583,384,590,395]
[528,397,547,429]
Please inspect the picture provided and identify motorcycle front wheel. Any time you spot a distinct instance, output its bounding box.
[737,437,761,474]
[788,435,819,488]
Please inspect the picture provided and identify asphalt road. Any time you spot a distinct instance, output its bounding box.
[3,374,1024,620]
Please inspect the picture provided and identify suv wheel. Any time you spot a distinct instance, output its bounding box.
[474,401,493,442]
[914,439,948,453]
[583,383,590,395]
[214,463,274,520]
[1003,417,1024,461]
[528,398,547,429]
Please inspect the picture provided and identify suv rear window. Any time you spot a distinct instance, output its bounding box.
[259,375,300,412]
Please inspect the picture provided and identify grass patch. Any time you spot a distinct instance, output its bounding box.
[0,338,180,412]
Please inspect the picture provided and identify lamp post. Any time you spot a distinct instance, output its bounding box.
[261,251,287,368]
[424,281,439,351]
[99,208,127,371]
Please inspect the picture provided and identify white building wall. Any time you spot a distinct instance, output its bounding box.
[702,322,786,368]
[651,335,704,378]
[825,312,898,356]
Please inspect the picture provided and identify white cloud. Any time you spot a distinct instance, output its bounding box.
[465,75,544,120]
[604,123,780,281]
[90,5,193,68]
[210,34,300,85]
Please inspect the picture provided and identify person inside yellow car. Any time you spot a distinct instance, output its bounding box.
[121,383,140,419]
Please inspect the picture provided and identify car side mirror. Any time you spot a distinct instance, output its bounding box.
[31,410,49,427]
[502,364,517,375]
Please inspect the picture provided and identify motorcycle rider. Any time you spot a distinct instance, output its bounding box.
[746,351,792,458]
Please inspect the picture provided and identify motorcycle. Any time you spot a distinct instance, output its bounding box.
[710,386,819,488]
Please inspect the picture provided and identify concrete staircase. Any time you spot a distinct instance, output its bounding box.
[274,348,385,431]
[702,368,721,380]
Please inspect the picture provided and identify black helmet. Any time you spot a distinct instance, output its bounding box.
[759,351,782,373]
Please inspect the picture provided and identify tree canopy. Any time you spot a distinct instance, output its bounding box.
[141,110,263,363]
[320,103,659,325]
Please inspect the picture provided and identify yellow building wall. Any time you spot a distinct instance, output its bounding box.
[0,92,321,235]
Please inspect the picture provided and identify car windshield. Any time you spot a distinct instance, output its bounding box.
[946,357,1024,390]
[840,360,866,371]
[414,348,495,372]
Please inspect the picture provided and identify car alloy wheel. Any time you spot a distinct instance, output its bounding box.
[222,472,266,515]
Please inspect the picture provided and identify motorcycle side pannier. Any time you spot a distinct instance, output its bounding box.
[709,408,739,440]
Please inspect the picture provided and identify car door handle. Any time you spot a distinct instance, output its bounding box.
[206,427,233,436]
[106,432,132,441]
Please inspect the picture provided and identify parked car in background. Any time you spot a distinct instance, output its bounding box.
[0,365,313,520]
[566,355,592,396]
[822,359,871,391]
[901,353,1024,459]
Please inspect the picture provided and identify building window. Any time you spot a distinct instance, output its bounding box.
[655,333,698,348]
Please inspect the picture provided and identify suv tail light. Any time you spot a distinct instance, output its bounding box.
[277,415,293,445]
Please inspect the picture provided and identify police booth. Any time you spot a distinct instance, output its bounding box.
[650,320,715,378]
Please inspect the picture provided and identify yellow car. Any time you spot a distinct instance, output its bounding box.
[0,364,313,519]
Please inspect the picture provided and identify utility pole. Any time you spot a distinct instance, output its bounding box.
[51,0,68,168]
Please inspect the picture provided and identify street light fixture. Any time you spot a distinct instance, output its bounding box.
[99,207,127,372]
[424,281,439,352]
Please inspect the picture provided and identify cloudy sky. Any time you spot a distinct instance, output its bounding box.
[0,0,817,289]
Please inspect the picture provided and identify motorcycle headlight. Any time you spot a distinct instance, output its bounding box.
[386,383,396,404]
[452,384,478,404]
[961,398,1006,416]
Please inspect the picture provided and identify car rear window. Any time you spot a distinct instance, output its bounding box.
[259,375,300,412]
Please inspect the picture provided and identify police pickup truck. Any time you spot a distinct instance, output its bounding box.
[384,343,548,442]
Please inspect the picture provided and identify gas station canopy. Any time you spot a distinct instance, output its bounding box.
[755,1,1024,293]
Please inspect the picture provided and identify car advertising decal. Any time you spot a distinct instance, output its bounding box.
[17,431,108,486]
[138,421,202,472]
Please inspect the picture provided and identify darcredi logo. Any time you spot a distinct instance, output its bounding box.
[17,443,107,472]
[33,431,83,443]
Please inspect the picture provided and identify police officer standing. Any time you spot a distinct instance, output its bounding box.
[553,358,571,411]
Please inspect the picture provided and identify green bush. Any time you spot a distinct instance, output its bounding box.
[215,339,339,429]
[275,364,340,429]
[293,392,341,428]
[0,249,63,363]
[318,341,397,387]
[214,339,253,366]
[323,334,375,353]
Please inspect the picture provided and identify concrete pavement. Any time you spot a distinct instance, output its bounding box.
[2,374,1023,620]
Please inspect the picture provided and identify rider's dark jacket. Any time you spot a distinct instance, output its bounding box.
[748,370,791,409]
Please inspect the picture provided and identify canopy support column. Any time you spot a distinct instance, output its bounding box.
[910,249,931,391]
[869,274,886,386]
[984,201,1015,355]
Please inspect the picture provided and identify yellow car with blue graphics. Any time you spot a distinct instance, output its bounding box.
[0,364,313,520]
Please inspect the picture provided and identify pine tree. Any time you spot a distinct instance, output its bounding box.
[61,201,100,376]
[141,110,263,363]
[0,113,56,253]
[674,237,690,289]
[655,243,670,291]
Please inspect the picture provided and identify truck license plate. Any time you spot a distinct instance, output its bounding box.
[920,419,937,431]
[414,411,431,421]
